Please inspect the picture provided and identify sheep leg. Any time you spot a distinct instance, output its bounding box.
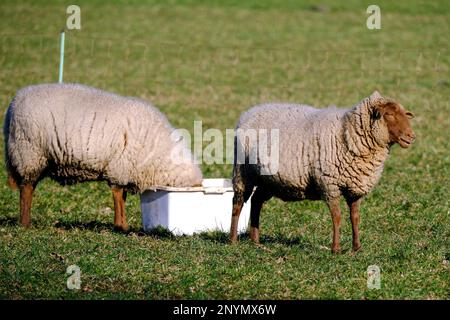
[230,194,244,243]
[327,198,342,253]
[112,187,128,232]
[347,198,362,251]
[249,188,271,244]
[122,188,128,230]
[20,183,34,227]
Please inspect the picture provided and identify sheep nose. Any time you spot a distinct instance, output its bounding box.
[407,132,416,141]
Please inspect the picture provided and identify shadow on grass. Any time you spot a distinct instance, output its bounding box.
[0,216,18,226]
[54,220,178,239]
[10,217,317,249]
[54,220,136,233]
[199,230,313,248]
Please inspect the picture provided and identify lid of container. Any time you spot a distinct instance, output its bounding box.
[147,178,233,194]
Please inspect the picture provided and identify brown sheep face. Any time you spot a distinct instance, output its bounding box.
[377,101,416,148]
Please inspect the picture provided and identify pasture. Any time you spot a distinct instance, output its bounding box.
[0,0,448,299]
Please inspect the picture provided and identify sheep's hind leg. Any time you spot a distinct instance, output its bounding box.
[112,187,129,232]
[230,193,244,243]
[327,198,342,254]
[20,183,35,227]
[249,188,271,244]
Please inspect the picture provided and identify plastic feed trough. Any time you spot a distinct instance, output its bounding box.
[140,179,251,235]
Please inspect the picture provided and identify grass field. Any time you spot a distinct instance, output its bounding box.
[0,0,449,299]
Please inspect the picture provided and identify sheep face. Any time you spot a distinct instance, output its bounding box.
[376,101,415,148]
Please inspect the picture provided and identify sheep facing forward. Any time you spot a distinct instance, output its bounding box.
[230,91,415,253]
[4,83,202,231]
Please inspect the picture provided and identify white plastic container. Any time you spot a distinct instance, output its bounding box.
[140,179,251,235]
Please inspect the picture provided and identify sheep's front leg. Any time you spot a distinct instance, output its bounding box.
[327,198,342,254]
[112,187,128,232]
[249,188,271,244]
[347,198,362,251]
[20,183,34,227]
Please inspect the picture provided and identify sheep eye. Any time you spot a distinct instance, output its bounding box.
[406,111,415,119]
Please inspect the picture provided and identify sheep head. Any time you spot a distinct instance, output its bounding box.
[370,92,416,148]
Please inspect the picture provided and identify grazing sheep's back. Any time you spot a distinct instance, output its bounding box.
[5,83,202,192]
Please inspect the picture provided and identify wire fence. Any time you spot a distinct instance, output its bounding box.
[0,32,448,108]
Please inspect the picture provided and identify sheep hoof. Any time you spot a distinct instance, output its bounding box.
[249,228,260,244]
[20,222,31,228]
[353,244,362,252]
[113,224,129,232]
[331,247,342,254]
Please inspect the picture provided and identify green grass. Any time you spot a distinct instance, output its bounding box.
[0,0,449,299]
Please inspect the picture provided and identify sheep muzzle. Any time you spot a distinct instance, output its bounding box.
[377,101,416,148]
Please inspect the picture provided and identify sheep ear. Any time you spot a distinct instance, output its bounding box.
[369,90,382,101]
[372,108,382,120]
[371,100,393,119]
[367,91,383,118]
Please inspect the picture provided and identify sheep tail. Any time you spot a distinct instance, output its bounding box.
[7,174,18,190]
[4,99,18,190]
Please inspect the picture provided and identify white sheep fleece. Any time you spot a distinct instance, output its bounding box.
[233,91,395,202]
[4,83,202,192]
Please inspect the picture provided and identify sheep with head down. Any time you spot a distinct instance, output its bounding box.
[230,91,415,253]
[4,83,202,231]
